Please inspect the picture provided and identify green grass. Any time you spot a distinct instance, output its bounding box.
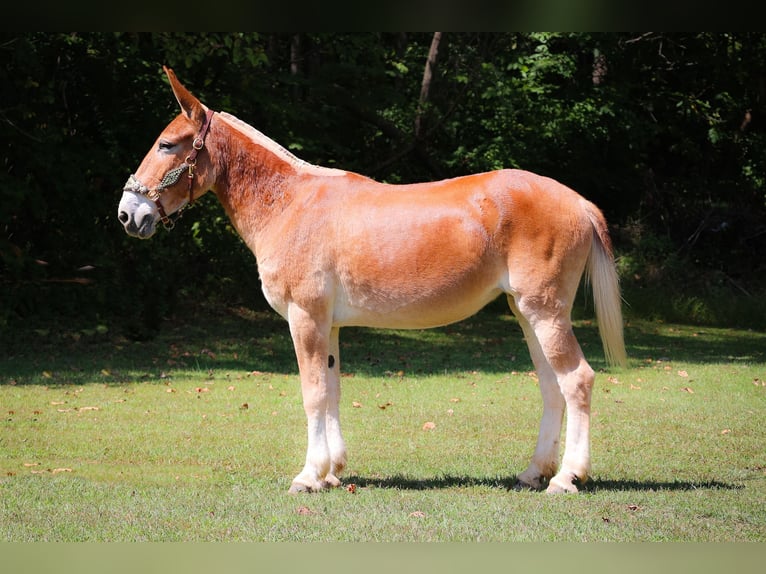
[1,301,765,541]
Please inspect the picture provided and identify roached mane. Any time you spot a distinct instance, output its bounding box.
[217,111,347,178]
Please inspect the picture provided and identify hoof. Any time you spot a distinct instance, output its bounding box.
[288,482,316,494]
[545,474,582,494]
[513,479,542,492]
[545,483,578,494]
[288,480,326,494]
[288,476,342,494]
[324,473,342,488]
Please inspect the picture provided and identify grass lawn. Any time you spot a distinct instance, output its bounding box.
[1,301,765,541]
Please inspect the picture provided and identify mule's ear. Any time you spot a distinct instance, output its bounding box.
[163,66,206,123]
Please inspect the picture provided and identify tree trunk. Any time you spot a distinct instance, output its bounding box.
[415,32,442,139]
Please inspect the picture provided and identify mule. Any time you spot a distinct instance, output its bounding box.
[118,67,626,494]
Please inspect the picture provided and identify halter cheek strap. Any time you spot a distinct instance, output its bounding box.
[124,109,215,230]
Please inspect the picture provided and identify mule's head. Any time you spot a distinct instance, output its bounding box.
[118,66,216,239]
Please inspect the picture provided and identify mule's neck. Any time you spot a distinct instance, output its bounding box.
[208,114,305,248]
[208,111,352,255]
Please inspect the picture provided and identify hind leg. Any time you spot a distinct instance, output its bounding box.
[509,297,565,490]
[510,296,595,493]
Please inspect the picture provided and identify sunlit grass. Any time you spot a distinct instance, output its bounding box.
[1,302,765,541]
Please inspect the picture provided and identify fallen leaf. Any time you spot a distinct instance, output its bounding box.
[240,403,249,410]
[23,462,39,467]
[166,388,176,393]
[52,468,72,474]
[352,401,362,408]
[378,402,393,409]
[627,504,641,511]
[721,429,731,435]
[409,511,426,518]
[422,421,436,431]
[678,370,689,378]
[296,506,315,515]
[77,406,99,411]
[681,387,694,394]
[450,397,461,403]
[42,371,53,379]
[227,385,236,391]
[196,387,209,393]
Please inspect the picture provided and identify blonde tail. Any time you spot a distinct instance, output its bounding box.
[586,204,627,368]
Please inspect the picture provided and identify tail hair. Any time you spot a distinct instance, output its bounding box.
[585,204,627,368]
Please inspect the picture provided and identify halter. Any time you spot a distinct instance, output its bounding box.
[123,109,215,230]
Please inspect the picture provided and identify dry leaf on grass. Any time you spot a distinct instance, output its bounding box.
[422,421,436,431]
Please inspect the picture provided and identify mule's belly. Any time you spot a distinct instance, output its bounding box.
[332,270,505,329]
[333,288,504,329]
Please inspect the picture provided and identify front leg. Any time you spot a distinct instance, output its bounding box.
[286,305,344,493]
[324,326,347,487]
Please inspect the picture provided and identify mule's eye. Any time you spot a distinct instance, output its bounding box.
[158,140,175,151]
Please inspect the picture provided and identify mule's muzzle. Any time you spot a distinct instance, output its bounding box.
[118,190,159,239]
[119,210,157,239]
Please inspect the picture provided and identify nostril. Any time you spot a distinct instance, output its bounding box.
[118,211,130,224]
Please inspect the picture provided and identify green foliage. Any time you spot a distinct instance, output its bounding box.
[1,33,765,335]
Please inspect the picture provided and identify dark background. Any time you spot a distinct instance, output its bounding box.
[2,32,764,339]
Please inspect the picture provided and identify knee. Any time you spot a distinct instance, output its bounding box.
[560,361,595,407]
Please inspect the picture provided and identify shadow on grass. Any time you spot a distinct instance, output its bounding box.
[3,297,765,387]
[342,473,744,493]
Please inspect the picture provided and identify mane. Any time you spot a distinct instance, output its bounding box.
[217,111,347,177]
